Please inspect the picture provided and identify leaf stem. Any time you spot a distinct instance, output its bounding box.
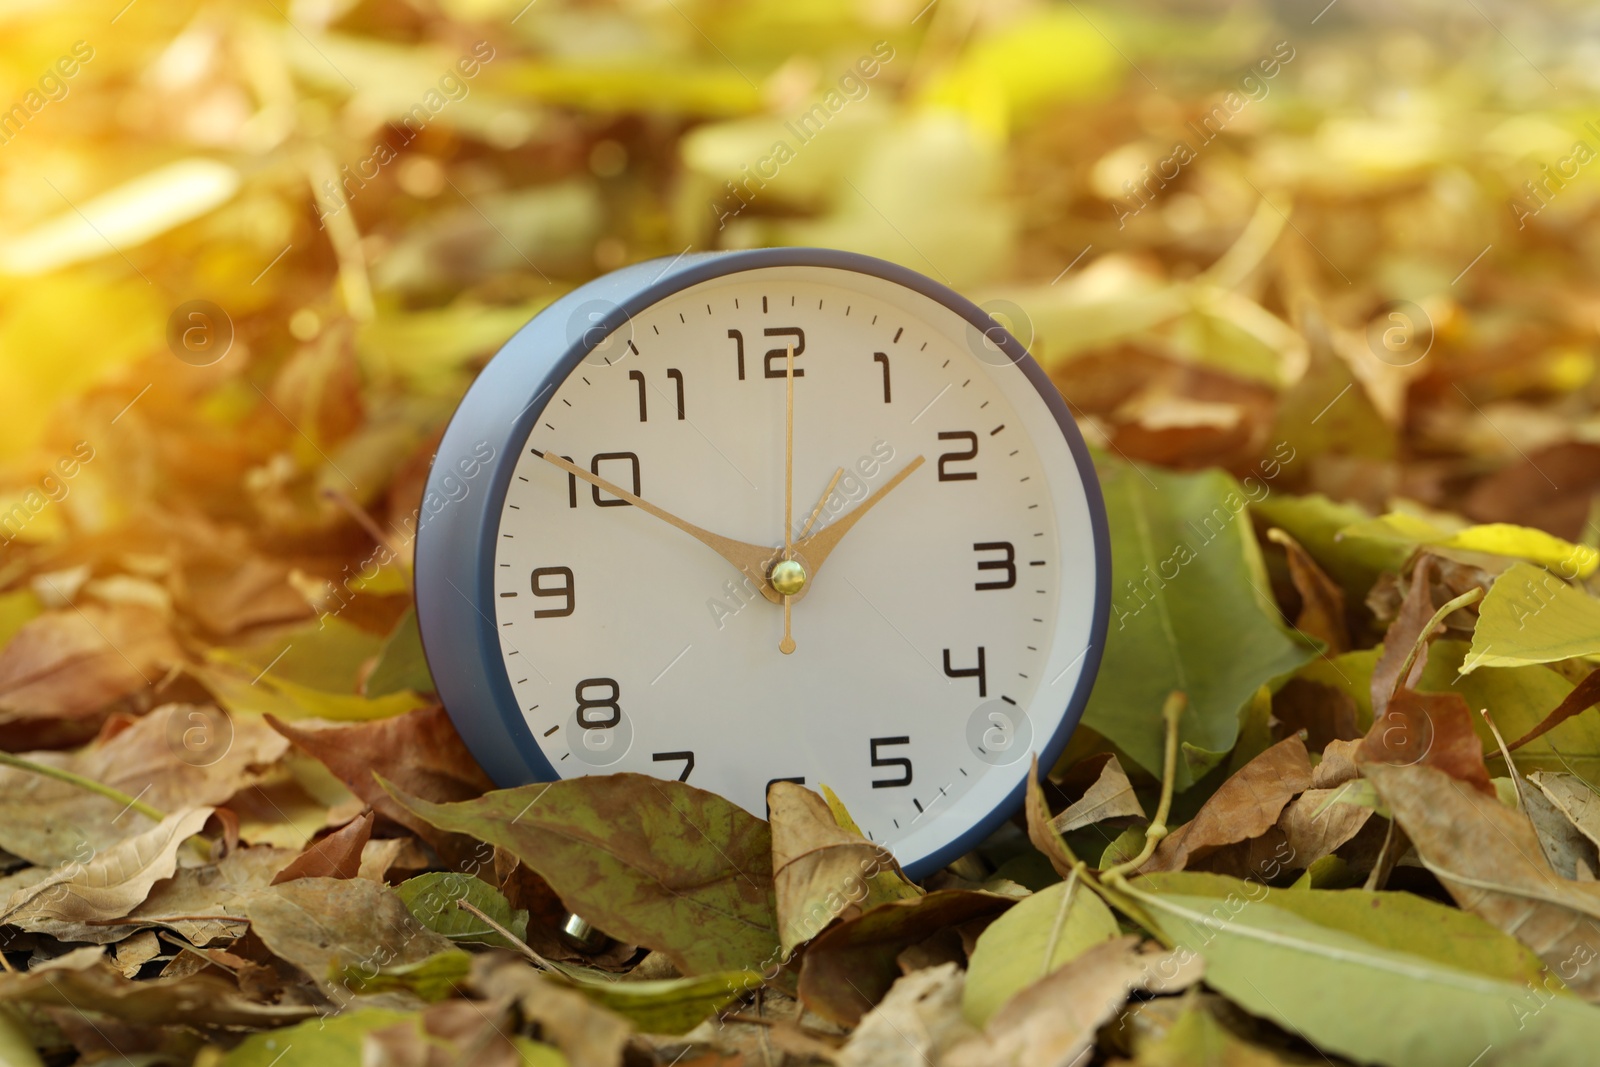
[1390,587,1482,700]
[0,751,167,823]
[1102,691,1186,882]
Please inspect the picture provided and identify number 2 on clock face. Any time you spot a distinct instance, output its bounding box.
[422,254,1107,879]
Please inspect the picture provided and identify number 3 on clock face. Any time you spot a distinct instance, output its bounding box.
[415,249,1110,879]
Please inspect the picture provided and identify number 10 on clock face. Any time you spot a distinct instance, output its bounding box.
[417,251,1109,878]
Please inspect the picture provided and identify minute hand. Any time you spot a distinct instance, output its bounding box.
[536,451,774,588]
[792,455,926,579]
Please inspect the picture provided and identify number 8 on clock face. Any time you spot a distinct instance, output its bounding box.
[415,248,1110,879]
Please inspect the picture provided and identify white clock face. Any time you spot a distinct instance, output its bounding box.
[491,265,1099,874]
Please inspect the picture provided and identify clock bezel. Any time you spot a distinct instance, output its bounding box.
[415,247,1111,879]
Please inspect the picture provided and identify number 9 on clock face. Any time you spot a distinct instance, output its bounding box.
[415,249,1110,879]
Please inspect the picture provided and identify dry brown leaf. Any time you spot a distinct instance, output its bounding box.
[836,961,976,1067]
[1277,788,1373,868]
[0,605,179,723]
[0,808,213,937]
[1024,754,1078,880]
[0,704,289,867]
[943,935,1203,1067]
[1269,528,1349,653]
[246,876,454,1001]
[1312,738,1363,788]
[769,781,902,954]
[0,944,316,1030]
[271,810,374,884]
[1050,753,1146,834]
[1143,737,1313,874]
[1369,555,1438,719]
[1531,772,1600,852]
[365,999,532,1067]
[1363,760,1600,1000]
[1358,687,1493,796]
[267,706,493,868]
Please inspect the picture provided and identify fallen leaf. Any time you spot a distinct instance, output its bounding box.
[246,876,455,1002]
[0,945,315,1035]
[1342,513,1598,578]
[1369,555,1438,719]
[0,808,213,936]
[768,781,913,954]
[0,605,179,724]
[218,1008,412,1065]
[382,773,779,976]
[0,704,288,866]
[394,870,529,951]
[1277,787,1373,868]
[1135,870,1552,986]
[267,706,493,868]
[1127,885,1600,1066]
[271,810,374,884]
[1359,687,1494,795]
[961,875,1121,1026]
[944,935,1202,1067]
[836,962,976,1067]
[1024,754,1079,879]
[1084,459,1314,787]
[796,889,1012,1025]
[1144,737,1313,873]
[1531,772,1600,852]
[1363,760,1600,1000]
[1466,562,1600,673]
[543,964,759,1035]
[1268,527,1349,652]
[1049,753,1146,834]
[337,947,472,1003]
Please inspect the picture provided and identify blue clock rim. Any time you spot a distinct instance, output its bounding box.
[414,246,1111,881]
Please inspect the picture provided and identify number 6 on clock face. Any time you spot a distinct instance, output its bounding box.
[415,249,1110,879]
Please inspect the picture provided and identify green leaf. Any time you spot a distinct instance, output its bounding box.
[334,948,472,1003]
[962,877,1120,1027]
[366,608,435,696]
[1128,889,1600,1067]
[1135,871,1551,986]
[1465,562,1600,671]
[380,774,778,976]
[221,1007,414,1066]
[394,872,528,950]
[1085,458,1314,787]
[549,968,761,1034]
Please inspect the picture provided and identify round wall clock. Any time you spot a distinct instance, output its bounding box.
[415,248,1109,879]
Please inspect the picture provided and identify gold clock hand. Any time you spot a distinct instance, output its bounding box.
[536,450,776,590]
[799,468,844,540]
[780,344,797,655]
[792,454,927,579]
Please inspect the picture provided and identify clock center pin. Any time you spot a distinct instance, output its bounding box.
[770,558,807,596]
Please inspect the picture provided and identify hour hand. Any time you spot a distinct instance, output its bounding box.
[535,451,775,589]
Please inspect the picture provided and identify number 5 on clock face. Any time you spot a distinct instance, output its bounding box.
[415,249,1109,879]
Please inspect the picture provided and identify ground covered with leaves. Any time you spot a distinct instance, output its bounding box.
[2,0,1600,1064]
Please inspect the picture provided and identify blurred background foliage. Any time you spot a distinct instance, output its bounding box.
[1,0,1597,564]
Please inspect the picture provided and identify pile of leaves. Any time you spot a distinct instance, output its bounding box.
[4,0,1600,1063]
